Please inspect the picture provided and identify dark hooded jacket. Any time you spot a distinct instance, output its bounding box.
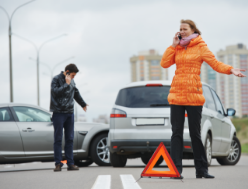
[50,71,86,113]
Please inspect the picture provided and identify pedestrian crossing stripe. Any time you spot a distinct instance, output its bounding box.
[91,175,141,189]
[141,142,180,178]
[120,175,141,189]
[91,175,111,189]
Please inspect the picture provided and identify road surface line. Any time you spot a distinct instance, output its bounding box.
[91,175,111,189]
[120,175,142,189]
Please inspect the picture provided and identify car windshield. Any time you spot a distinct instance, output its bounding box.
[115,86,171,108]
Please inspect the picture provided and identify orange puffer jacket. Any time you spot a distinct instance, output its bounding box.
[160,35,233,106]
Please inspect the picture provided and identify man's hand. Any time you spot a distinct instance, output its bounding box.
[83,104,89,112]
[65,74,71,85]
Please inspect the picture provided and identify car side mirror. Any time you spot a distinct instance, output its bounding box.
[225,108,236,117]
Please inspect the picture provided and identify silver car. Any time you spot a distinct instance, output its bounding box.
[0,103,110,166]
[108,80,241,167]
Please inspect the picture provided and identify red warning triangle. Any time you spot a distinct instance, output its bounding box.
[141,142,180,178]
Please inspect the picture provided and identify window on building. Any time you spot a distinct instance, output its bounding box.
[151,76,160,80]
[151,60,160,66]
[240,55,248,84]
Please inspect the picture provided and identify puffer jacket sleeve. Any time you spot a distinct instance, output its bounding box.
[160,46,176,68]
[201,45,233,75]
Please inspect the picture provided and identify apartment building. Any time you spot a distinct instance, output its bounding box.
[200,62,216,91]
[130,49,169,82]
[200,44,248,117]
[216,44,248,117]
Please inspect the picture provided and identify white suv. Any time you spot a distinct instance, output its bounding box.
[108,80,241,167]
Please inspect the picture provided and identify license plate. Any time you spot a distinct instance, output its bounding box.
[136,118,165,126]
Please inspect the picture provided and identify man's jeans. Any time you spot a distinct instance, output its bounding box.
[52,113,74,166]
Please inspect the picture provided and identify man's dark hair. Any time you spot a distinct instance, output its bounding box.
[65,64,79,73]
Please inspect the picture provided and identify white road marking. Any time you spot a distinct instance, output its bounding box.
[91,175,111,189]
[120,175,142,189]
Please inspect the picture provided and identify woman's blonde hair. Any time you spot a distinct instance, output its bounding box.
[181,19,201,35]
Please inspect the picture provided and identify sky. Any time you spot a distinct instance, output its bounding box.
[0,0,248,122]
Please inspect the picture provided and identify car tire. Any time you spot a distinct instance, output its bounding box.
[205,133,212,166]
[216,136,241,166]
[141,156,163,167]
[90,133,111,166]
[75,159,93,167]
[110,153,127,167]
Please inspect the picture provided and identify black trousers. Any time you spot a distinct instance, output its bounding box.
[170,105,208,174]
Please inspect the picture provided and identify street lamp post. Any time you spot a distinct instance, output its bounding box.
[0,0,35,102]
[30,56,75,81]
[12,33,67,106]
[30,56,74,110]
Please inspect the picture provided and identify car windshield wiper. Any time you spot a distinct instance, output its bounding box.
[150,104,170,107]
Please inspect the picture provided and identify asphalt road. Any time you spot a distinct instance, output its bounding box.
[0,155,248,189]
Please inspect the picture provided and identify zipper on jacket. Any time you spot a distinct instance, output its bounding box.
[180,48,187,103]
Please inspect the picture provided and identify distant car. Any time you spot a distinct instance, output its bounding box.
[0,103,110,166]
[108,80,241,167]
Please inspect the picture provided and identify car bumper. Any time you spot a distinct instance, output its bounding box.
[109,139,193,153]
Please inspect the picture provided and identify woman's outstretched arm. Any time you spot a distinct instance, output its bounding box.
[201,45,233,74]
[201,45,246,77]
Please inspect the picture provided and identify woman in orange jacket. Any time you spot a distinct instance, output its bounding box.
[160,19,246,179]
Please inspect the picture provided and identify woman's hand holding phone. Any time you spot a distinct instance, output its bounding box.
[172,32,180,48]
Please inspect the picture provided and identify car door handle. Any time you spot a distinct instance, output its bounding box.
[26,128,35,132]
[209,114,214,119]
[22,130,34,132]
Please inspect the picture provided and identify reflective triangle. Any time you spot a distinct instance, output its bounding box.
[61,160,67,164]
[141,142,180,178]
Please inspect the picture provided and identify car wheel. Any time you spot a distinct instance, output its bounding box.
[110,153,127,167]
[216,136,241,166]
[90,133,111,166]
[205,133,212,166]
[75,159,93,167]
[141,156,163,167]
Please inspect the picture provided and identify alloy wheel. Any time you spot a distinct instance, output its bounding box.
[206,137,212,165]
[96,137,110,164]
[227,139,240,162]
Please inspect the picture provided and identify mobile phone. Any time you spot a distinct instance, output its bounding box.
[66,72,70,75]
[178,33,182,40]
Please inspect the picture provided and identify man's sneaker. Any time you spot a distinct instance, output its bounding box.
[54,164,62,172]
[67,165,79,171]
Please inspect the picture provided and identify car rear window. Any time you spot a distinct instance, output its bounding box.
[115,86,171,108]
